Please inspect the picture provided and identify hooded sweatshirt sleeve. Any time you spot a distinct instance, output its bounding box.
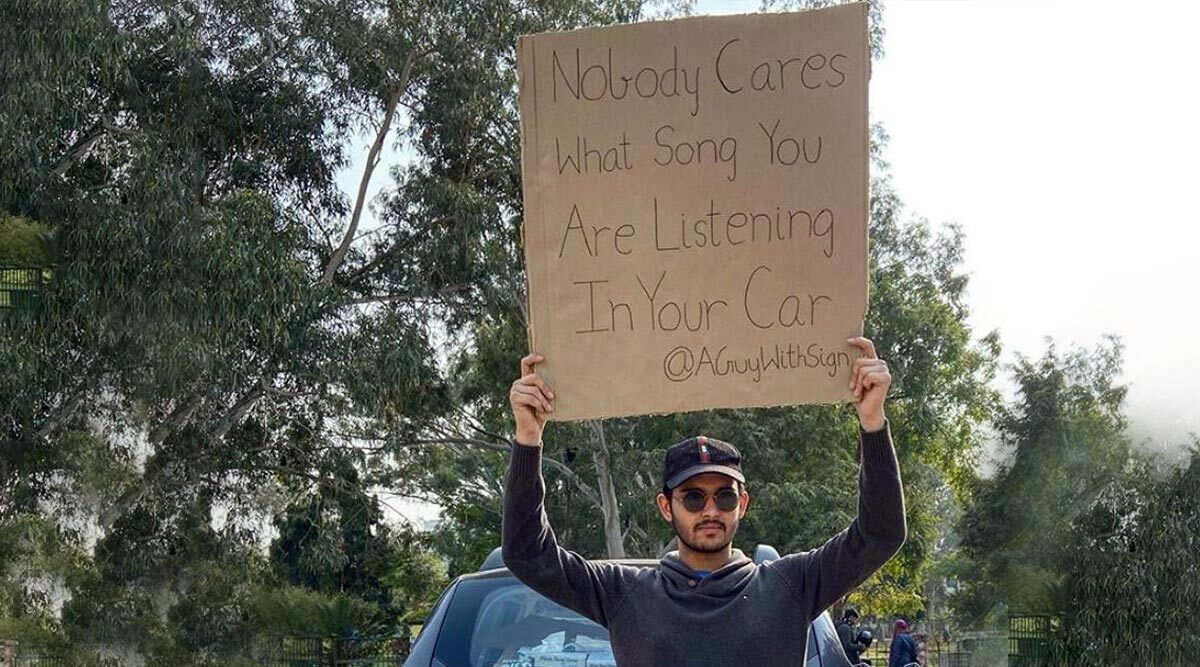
[771,422,907,621]
[502,441,643,627]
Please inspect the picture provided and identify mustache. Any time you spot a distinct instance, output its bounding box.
[694,521,726,531]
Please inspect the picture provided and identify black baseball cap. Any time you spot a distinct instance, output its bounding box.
[662,435,745,490]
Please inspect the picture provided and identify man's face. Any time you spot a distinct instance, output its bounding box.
[658,472,749,554]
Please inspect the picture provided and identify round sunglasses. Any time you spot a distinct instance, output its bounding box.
[675,488,740,513]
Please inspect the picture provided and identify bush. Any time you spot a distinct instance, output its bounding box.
[0,214,54,267]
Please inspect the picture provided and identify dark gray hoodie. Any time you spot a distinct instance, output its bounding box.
[502,425,906,666]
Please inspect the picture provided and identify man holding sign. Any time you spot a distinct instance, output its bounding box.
[503,337,905,666]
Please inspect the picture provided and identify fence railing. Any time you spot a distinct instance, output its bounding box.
[0,266,49,312]
[1008,614,1059,666]
[8,636,409,666]
[7,643,69,667]
[248,635,409,665]
[860,641,971,667]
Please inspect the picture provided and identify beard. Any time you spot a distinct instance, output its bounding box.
[672,515,738,554]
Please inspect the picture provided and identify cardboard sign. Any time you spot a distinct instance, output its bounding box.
[518,3,869,421]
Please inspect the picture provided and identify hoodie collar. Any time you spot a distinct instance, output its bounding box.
[659,548,755,594]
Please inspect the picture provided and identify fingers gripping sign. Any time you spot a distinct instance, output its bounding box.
[510,354,556,446]
[846,337,890,432]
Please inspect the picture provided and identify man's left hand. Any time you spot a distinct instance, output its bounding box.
[847,337,890,432]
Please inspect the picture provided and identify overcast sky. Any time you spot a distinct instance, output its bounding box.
[688,0,1198,452]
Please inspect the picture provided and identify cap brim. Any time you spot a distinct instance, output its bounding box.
[666,464,745,490]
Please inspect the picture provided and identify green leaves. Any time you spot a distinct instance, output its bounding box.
[1,0,570,659]
[0,214,56,267]
[249,586,390,637]
[1048,444,1200,663]
[4,0,1121,661]
[954,338,1134,625]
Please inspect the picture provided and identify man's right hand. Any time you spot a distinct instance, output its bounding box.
[509,354,555,446]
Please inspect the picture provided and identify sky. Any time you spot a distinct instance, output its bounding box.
[342,1,1199,525]
[689,0,1199,453]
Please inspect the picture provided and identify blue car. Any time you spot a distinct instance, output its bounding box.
[405,545,855,667]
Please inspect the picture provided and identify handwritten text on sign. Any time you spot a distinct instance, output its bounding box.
[519,4,869,420]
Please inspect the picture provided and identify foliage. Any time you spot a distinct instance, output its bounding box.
[1046,442,1200,664]
[762,0,887,59]
[271,452,393,610]
[0,214,55,266]
[250,586,389,637]
[1,0,642,661]
[378,527,450,624]
[954,337,1131,624]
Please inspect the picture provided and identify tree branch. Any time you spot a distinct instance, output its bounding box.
[348,283,472,305]
[34,388,88,440]
[52,115,138,178]
[52,124,106,177]
[212,387,267,440]
[589,420,626,558]
[322,57,415,284]
[149,396,203,445]
[406,436,604,509]
[340,209,455,287]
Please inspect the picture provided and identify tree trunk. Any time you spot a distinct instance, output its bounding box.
[588,420,625,558]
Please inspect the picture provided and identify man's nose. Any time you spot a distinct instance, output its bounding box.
[700,496,721,516]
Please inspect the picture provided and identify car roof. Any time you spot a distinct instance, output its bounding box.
[474,544,782,575]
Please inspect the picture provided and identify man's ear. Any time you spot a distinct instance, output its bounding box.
[656,493,673,522]
[738,490,751,519]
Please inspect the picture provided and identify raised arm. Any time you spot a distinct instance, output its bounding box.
[501,354,642,627]
[769,338,907,620]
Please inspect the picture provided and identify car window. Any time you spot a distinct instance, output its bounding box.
[807,611,852,667]
[433,577,614,667]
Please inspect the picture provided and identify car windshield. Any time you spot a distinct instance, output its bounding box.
[433,577,614,667]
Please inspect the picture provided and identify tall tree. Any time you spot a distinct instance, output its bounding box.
[1049,441,1200,664]
[1,0,642,660]
[954,337,1130,624]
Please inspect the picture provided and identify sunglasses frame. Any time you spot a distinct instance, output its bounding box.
[676,487,741,513]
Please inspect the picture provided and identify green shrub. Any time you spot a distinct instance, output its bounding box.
[0,214,54,267]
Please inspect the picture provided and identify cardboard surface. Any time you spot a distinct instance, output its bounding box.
[518,3,869,421]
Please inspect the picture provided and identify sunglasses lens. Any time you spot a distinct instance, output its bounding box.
[716,489,740,511]
[679,489,740,512]
[682,490,706,513]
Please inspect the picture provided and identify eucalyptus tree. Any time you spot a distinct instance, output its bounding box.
[955,338,1131,624]
[1050,441,1200,664]
[1,0,644,659]
[953,337,1200,661]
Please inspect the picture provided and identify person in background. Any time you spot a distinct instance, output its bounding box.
[836,607,869,664]
[888,619,920,667]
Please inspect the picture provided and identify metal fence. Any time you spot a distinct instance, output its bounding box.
[1008,614,1058,666]
[249,635,408,665]
[13,649,70,667]
[859,637,973,666]
[9,636,408,666]
[0,266,48,311]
